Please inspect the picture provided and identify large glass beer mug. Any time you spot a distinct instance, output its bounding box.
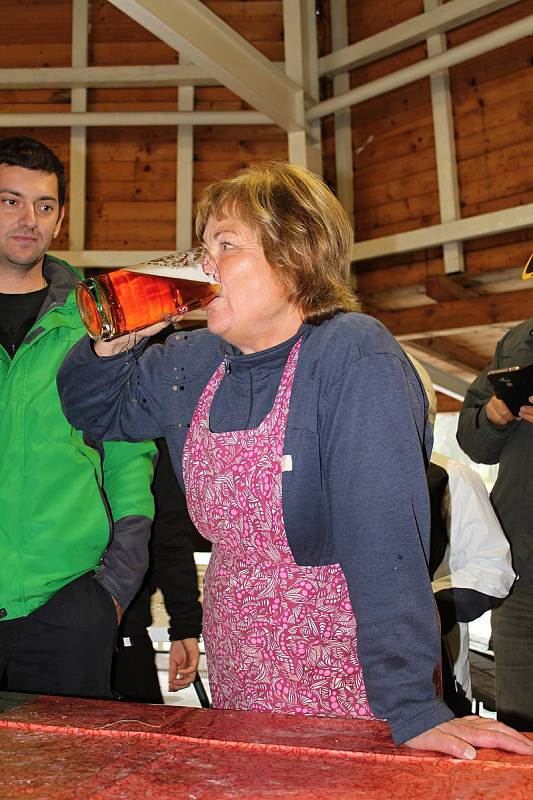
[76,247,220,341]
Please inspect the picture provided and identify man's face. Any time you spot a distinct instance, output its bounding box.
[0,164,64,274]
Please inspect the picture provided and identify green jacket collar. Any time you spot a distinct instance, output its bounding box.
[39,254,81,321]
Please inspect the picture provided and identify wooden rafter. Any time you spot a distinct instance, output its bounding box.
[375,288,533,339]
[106,0,304,132]
[310,13,533,120]
[424,275,478,302]
[425,0,464,275]
[318,0,522,76]
[403,338,488,374]
[352,203,533,263]
[68,0,88,253]
[0,64,218,89]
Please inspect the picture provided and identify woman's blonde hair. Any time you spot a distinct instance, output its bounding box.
[195,161,360,323]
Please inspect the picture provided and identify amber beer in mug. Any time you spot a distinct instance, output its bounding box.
[76,247,219,342]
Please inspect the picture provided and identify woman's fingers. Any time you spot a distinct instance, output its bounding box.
[406,727,476,760]
[442,716,533,753]
[406,716,533,759]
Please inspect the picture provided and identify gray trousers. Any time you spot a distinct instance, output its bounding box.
[492,584,533,731]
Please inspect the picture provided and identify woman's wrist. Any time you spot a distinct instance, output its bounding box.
[93,336,133,357]
[91,320,172,357]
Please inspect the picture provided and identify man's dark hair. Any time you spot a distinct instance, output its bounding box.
[0,136,67,208]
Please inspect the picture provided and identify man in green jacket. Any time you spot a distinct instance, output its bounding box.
[0,136,156,698]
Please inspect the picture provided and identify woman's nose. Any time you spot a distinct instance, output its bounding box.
[200,248,220,281]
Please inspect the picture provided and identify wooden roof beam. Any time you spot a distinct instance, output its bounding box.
[310,13,533,121]
[403,337,488,374]
[424,275,478,302]
[68,0,88,253]
[0,111,270,127]
[358,259,532,306]
[330,0,355,230]
[356,262,527,297]
[403,346,473,398]
[283,0,322,170]
[375,288,533,339]
[352,203,533,262]
[0,64,218,89]
[318,0,522,77]
[420,363,472,400]
[425,0,464,275]
[107,0,304,132]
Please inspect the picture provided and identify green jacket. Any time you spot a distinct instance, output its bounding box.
[0,255,156,621]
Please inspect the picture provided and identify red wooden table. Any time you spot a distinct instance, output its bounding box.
[0,692,532,799]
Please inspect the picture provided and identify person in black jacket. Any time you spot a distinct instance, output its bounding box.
[410,356,515,717]
[112,438,203,703]
[457,311,533,730]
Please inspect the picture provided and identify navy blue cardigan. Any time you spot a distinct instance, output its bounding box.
[58,312,453,743]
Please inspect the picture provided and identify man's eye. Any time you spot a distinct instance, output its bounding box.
[2,198,16,206]
[39,205,54,213]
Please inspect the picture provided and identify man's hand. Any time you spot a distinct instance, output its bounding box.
[168,638,200,691]
[486,395,518,427]
[405,715,533,759]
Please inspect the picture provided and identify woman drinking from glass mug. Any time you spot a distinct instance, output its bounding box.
[58,162,532,758]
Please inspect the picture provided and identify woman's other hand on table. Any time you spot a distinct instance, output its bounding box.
[405,715,533,759]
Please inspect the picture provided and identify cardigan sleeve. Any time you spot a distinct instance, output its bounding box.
[320,351,453,743]
[58,336,167,441]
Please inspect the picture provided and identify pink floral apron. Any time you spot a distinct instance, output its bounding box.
[182,338,373,719]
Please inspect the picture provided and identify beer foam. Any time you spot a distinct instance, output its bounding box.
[124,252,214,283]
